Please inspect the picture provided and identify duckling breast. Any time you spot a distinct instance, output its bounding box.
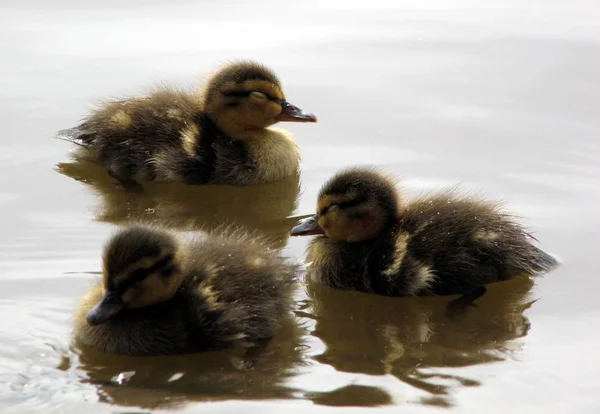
[242,128,300,184]
[306,237,369,291]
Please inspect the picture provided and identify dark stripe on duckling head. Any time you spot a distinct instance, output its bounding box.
[146,253,175,276]
[104,227,178,289]
[223,90,280,102]
[223,91,252,98]
[318,168,399,219]
[319,196,369,216]
[106,243,162,280]
[159,265,177,278]
[205,62,283,107]
[115,253,176,293]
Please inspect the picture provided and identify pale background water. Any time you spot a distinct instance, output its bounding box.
[1,0,599,412]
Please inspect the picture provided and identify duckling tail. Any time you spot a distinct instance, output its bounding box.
[530,246,560,274]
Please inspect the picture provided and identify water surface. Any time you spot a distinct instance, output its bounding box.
[1,0,599,412]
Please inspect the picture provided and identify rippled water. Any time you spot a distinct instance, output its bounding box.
[1,0,599,412]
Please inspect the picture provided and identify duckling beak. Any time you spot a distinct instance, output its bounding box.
[276,101,317,123]
[87,290,125,325]
[290,214,324,236]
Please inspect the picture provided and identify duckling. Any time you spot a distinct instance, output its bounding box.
[74,225,298,356]
[58,61,316,190]
[291,168,557,297]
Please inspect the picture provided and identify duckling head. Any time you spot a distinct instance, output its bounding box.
[87,226,185,325]
[204,61,317,140]
[291,168,400,242]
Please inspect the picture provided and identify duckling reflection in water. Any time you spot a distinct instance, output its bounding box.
[73,314,307,408]
[291,168,558,296]
[74,226,299,356]
[57,61,316,191]
[305,276,538,403]
[55,159,301,249]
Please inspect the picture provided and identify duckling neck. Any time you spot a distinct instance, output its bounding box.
[186,115,298,185]
[208,126,298,185]
[354,222,399,250]
[308,226,398,292]
[243,127,299,183]
[225,128,269,141]
[207,113,262,141]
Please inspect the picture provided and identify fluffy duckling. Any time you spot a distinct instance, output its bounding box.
[74,226,298,356]
[59,61,316,190]
[291,168,557,297]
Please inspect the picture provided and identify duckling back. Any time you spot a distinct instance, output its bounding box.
[182,231,299,345]
[75,90,215,184]
[392,192,557,295]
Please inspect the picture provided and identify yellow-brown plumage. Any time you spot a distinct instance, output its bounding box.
[74,225,299,356]
[58,61,316,191]
[291,167,557,297]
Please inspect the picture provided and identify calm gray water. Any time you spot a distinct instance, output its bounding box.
[1,0,599,412]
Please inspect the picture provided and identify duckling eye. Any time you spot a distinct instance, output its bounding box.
[319,203,340,216]
[250,91,268,100]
